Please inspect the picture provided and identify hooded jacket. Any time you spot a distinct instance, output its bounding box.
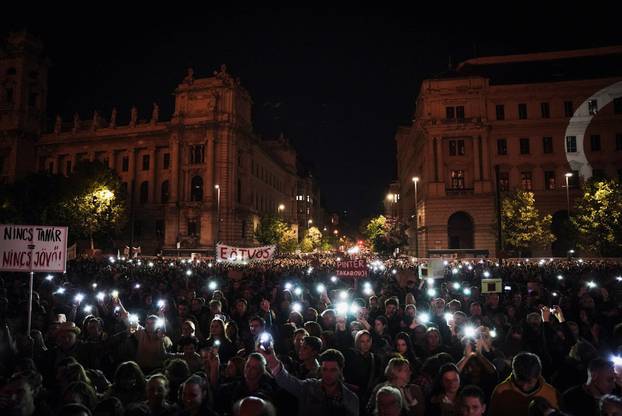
[488,375,559,416]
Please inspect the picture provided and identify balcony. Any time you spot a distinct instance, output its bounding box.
[445,187,474,196]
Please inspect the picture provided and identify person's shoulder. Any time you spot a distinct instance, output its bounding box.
[492,376,513,394]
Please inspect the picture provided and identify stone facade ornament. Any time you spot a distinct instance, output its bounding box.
[151,102,159,124]
[184,68,194,85]
[130,106,137,127]
[72,113,80,133]
[109,107,117,128]
[91,110,100,131]
[54,114,61,135]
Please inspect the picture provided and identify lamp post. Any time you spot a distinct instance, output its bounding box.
[278,204,285,218]
[307,219,312,229]
[564,173,573,217]
[214,184,220,245]
[412,176,419,258]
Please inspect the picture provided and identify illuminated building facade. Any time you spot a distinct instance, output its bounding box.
[0,32,324,254]
[396,46,622,257]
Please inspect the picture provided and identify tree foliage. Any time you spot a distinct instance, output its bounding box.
[254,214,289,246]
[362,215,408,255]
[501,189,554,255]
[571,179,622,256]
[60,161,126,249]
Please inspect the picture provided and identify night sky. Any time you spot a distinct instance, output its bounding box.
[4,8,622,235]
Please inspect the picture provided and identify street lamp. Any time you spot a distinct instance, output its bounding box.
[412,176,419,258]
[307,219,313,229]
[564,173,573,217]
[214,184,220,244]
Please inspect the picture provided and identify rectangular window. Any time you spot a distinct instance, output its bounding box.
[28,92,38,108]
[545,171,556,190]
[163,153,170,169]
[189,145,205,164]
[521,172,533,191]
[66,160,72,175]
[542,137,553,154]
[449,140,465,156]
[566,136,577,153]
[590,135,601,151]
[450,170,465,189]
[498,172,509,192]
[446,106,455,119]
[614,97,622,114]
[155,220,165,238]
[122,156,129,172]
[541,102,550,118]
[142,154,150,171]
[588,99,598,115]
[617,134,622,151]
[520,138,530,155]
[456,106,465,120]
[5,88,13,103]
[495,104,505,120]
[497,138,507,155]
[187,219,199,237]
[518,103,528,119]
[134,221,142,237]
[564,101,574,117]
[48,162,54,173]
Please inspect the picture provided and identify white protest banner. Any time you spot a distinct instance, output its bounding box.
[216,244,276,262]
[0,224,68,273]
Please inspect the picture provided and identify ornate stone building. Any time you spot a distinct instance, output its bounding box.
[0,32,324,254]
[395,46,622,257]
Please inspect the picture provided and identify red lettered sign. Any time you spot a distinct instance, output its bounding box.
[335,259,368,278]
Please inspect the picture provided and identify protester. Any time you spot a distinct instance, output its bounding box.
[0,254,620,416]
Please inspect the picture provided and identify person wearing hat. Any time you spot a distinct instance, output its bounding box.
[38,321,87,385]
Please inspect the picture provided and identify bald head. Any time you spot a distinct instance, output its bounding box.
[233,396,276,416]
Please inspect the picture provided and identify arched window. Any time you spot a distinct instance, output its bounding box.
[190,176,203,202]
[161,180,170,203]
[139,181,149,204]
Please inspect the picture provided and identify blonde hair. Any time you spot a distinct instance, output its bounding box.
[384,357,410,381]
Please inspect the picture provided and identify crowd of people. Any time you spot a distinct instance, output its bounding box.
[0,253,621,416]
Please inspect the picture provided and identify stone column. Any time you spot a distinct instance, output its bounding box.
[149,147,156,203]
[481,133,490,181]
[472,136,481,182]
[436,137,445,183]
[206,134,215,203]
[170,135,180,202]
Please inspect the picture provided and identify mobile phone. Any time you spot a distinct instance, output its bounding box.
[258,332,273,351]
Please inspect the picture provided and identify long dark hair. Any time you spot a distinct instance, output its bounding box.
[394,332,419,366]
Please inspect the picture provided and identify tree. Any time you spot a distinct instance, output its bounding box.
[572,179,622,256]
[363,215,387,250]
[254,214,289,246]
[361,215,408,255]
[501,189,555,256]
[60,161,126,250]
[279,228,299,254]
[305,227,322,249]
